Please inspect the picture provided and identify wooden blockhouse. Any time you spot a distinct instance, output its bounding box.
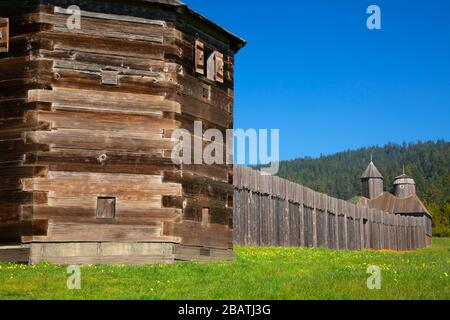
[0,0,245,264]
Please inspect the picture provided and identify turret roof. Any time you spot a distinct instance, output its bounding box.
[361,161,384,179]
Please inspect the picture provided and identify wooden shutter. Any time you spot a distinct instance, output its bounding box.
[215,52,224,83]
[0,18,9,53]
[96,197,116,219]
[195,40,204,74]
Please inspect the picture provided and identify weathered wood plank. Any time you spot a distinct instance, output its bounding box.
[28,88,180,114]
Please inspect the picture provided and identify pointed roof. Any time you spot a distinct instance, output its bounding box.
[361,161,384,179]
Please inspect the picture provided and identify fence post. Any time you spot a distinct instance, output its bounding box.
[373,211,378,249]
[268,195,274,246]
[391,214,395,250]
[237,189,243,246]
[361,206,367,249]
[405,216,409,250]
[421,215,426,248]
[312,193,318,247]
[246,190,252,246]
[378,212,382,249]
[324,195,329,248]
[334,198,339,249]
[404,216,408,250]
[402,216,408,250]
[406,216,410,250]
[423,215,427,248]
[388,214,393,250]
[413,216,418,249]
[357,206,362,250]
[395,214,400,250]
[347,204,354,250]
[343,201,348,250]
[412,216,417,249]
[299,186,305,247]
[380,212,385,249]
[370,209,376,249]
[284,194,289,246]
[407,216,412,250]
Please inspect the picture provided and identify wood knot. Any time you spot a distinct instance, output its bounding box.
[97,153,107,164]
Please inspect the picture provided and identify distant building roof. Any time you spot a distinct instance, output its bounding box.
[359,192,430,217]
[361,161,384,179]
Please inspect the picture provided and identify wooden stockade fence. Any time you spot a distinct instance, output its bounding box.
[233,165,427,250]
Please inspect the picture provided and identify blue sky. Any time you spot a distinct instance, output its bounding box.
[187,0,450,161]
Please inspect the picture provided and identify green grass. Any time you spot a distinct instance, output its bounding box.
[1,238,449,300]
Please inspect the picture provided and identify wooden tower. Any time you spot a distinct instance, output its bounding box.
[392,173,416,198]
[0,0,245,264]
[361,161,384,199]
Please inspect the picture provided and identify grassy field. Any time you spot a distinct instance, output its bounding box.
[0,238,449,300]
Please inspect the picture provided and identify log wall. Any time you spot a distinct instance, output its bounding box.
[233,165,428,250]
[0,1,240,263]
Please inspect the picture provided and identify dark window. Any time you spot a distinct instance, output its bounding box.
[96,197,116,219]
[227,195,233,208]
[363,219,369,248]
[199,247,211,256]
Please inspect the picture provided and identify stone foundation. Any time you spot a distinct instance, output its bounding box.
[0,243,234,264]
